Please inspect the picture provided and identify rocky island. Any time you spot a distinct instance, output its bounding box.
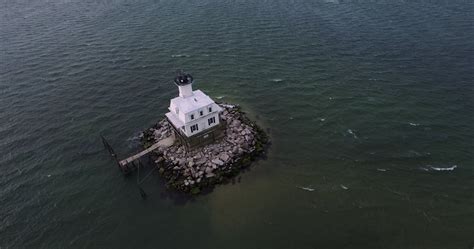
[141,103,268,194]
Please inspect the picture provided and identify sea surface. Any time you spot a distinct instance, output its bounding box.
[1,0,473,248]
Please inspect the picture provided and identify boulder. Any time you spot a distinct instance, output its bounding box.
[231,119,241,127]
[219,153,230,162]
[205,173,216,178]
[212,158,224,166]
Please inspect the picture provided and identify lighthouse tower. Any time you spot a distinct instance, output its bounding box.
[165,71,224,148]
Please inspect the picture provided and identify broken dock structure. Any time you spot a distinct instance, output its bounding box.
[101,134,175,175]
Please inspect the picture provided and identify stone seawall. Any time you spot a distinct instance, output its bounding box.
[141,104,269,194]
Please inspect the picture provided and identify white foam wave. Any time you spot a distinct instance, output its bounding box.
[127,134,141,141]
[347,129,358,139]
[340,184,348,190]
[220,103,236,108]
[171,54,190,58]
[409,122,420,126]
[270,78,283,82]
[296,186,315,192]
[430,165,457,171]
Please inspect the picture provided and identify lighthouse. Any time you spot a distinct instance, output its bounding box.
[165,71,224,149]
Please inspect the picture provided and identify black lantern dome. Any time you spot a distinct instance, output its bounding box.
[174,70,194,86]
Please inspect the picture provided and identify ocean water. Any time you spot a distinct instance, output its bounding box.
[1,0,473,248]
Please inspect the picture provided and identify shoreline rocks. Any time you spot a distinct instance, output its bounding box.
[141,103,269,194]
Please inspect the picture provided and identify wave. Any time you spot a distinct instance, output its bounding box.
[430,165,457,171]
[171,54,190,58]
[270,78,283,82]
[347,129,358,139]
[296,185,315,192]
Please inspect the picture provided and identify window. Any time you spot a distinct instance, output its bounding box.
[190,124,199,133]
[175,108,179,114]
[200,110,203,116]
[208,107,212,112]
[181,126,185,131]
[190,114,194,120]
[208,117,216,125]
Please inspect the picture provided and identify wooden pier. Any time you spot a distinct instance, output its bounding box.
[101,134,175,175]
[118,134,175,167]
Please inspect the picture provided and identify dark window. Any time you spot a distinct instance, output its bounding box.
[208,107,212,112]
[190,114,194,120]
[191,124,199,132]
[208,117,216,125]
[200,110,203,116]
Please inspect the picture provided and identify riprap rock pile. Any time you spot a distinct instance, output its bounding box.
[141,104,268,194]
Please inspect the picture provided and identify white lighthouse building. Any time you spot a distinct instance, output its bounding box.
[165,72,224,148]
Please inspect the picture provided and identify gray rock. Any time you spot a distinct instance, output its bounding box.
[231,119,241,127]
[219,153,230,162]
[212,158,224,166]
[205,173,216,178]
[196,158,207,165]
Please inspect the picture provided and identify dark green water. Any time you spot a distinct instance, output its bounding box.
[1,0,473,248]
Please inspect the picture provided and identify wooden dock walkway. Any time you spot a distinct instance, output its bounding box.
[118,134,175,167]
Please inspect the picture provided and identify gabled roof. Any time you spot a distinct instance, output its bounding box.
[170,90,216,114]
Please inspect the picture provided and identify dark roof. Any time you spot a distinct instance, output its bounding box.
[174,71,194,86]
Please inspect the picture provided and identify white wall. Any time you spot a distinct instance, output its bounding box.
[183,113,219,137]
[169,101,221,137]
[178,84,193,98]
